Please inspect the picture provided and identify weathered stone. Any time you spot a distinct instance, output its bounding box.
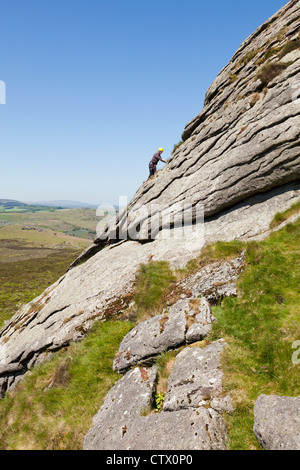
[163,340,232,413]
[253,395,300,450]
[91,1,300,245]
[1,0,300,399]
[113,297,212,372]
[84,364,228,450]
[85,405,228,451]
[185,297,212,344]
[178,253,245,304]
[84,366,157,450]
[204,183,300,245]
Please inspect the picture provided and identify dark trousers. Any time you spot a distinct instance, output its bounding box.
[149,163,157,177]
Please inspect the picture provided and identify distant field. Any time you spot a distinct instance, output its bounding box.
[0,209,96,328]
[0,225,90,263]
[0,207,99,240]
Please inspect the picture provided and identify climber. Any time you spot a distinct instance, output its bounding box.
[148,148,167,179]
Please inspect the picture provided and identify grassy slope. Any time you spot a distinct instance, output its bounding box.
[0,319,133,450]
[0,213,298,450]
[210,219,300,449]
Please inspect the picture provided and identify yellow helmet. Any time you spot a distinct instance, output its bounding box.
[158,147,164,152]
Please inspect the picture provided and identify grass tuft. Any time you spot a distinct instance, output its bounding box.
[177,239,245,279]
[172,141,184,154]
[278,39,300,59]
[133,261,176,321]
[256,61,291,86]
[269,200,300,229]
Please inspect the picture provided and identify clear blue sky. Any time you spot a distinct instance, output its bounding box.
[0,0,287,205]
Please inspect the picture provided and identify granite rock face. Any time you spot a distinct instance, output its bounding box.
[177,252,246,304]
[93,0,300,245]
[0,0,300,399]
[113,297,212,372]
[84,341,229,451]
[163,341,232,414]
[253,395,300,450]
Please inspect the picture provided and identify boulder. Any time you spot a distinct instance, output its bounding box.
[84,399,228,451]
[84,366,157,450]
[96,4,300,244]
[177,253,245,304]
[113,297,212,372]
[253,394,300,450]
[84,343,230,450]
[163,340,232,413]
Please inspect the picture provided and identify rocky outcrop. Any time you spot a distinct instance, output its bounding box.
[113,297,213,372]
[176,252,245,304]
[91,1,300,246]
[84,341,229,451]
[84,273,232,451]
[253,395,300,450]
[162,341,232,414]
[0,0,300,403]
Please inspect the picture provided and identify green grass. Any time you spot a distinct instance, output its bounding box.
[210,219,300,449]
[177,239,245,279]
[0,318,134,450]
[133,260,176,321]
[237,49,262,67]
[0,224,91,249]
[0,205,61,213]
[269,200,300,229]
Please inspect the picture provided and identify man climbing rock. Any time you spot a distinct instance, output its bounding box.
[148,148,167,178]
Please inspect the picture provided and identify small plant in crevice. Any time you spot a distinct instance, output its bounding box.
[278,39,300,59]
[154,392,166,412]
[229,73,238,83]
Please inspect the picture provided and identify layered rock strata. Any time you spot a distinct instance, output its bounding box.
[0,0,300,398]
[92,0,300,246]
